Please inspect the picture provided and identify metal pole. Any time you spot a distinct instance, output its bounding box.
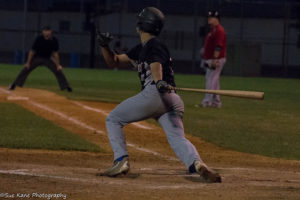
[118,0,123,37]
[285,2,291,77]
[79,0,84,67]
[282,0,289,77]
[37,1,42,32]
[89,3,96,69]
[240,0,244,41]
[192,0,199,73]
[22,0,28,63]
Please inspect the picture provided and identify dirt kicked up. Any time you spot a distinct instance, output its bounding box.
[0,87,300,200]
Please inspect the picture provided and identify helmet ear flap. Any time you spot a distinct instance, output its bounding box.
[137,22,160,36]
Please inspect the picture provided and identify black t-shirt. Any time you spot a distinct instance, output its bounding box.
[32,35,59,58]
[126,38,175,90]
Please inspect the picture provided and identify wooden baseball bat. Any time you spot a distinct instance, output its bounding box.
[175,87,264,100]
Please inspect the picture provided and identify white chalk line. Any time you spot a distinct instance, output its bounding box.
[27,100,104,135]
[0,169,205,190]
[2,88,300,188]
[1,167,299,190]
[0,87,11,94]
[28,101,177,161]
[73,102,176,160]
[1,88,103,134]
[73,101,152,130]
[0,89,178,162]
[7,96,30,101]
[73,101,108,115]
[0,169,103,184]
[218,167,300,175]
[127,144,177,161]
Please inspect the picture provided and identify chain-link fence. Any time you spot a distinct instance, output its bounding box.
[0,0,299,77]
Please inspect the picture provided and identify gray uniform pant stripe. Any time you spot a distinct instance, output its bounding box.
[105,85,201,168]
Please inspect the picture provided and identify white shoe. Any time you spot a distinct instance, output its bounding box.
[98,157,130,177]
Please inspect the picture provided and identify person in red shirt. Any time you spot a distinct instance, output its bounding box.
[199,11,226,108]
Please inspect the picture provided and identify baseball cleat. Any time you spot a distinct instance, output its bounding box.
[194,161,222,183]
[97,157,130,177]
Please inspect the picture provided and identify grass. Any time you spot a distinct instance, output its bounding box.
[0,102,102,152]
[1,64,300,160]
[0,64,140,103]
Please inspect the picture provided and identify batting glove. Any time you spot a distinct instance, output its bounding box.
[156,80,173,93]
[96,31,114,47]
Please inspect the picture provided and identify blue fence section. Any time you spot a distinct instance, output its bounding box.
[70,52,80,68]
[13,50,23,65]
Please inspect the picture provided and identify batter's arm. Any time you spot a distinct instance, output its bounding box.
[150,62,163,82]
[101,47,133,69]
[97,31,133,69]
[151,62,172,93]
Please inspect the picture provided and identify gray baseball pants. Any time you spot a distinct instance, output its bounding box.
[105,84,202,168]
[202,58,226,107]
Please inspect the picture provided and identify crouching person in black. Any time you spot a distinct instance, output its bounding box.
[10,26,72,92]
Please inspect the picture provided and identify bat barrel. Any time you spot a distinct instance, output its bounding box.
[175,87,264,100]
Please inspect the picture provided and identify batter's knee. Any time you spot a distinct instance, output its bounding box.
[106,112,123,126]
[105,113,114,124]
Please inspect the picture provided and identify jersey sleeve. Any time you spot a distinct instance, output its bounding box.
[146,44,169,65]
[126,44,142,61]
[215,28,226,49]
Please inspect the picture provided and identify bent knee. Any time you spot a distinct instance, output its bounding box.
[106,112,122,125]
[105,114,114,123]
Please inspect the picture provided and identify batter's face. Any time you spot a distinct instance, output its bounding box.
[42,30,52,40]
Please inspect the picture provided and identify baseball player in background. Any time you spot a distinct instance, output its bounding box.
[9,26,72,92]
[96,7,221,183]
[200,11,226,108]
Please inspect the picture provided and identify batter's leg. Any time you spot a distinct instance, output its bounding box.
[158,92,202,168]
[158,112,202,168]
[106,85,166,160]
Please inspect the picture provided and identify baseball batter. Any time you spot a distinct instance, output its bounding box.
[97,7,221,183]
[201,11,226,108]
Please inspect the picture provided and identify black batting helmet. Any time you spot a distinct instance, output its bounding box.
[137,7,165,36]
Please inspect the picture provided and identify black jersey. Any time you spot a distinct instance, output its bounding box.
[32,35,59,58]
[127,38,175,90]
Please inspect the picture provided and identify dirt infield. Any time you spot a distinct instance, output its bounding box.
[0,87,300,200]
